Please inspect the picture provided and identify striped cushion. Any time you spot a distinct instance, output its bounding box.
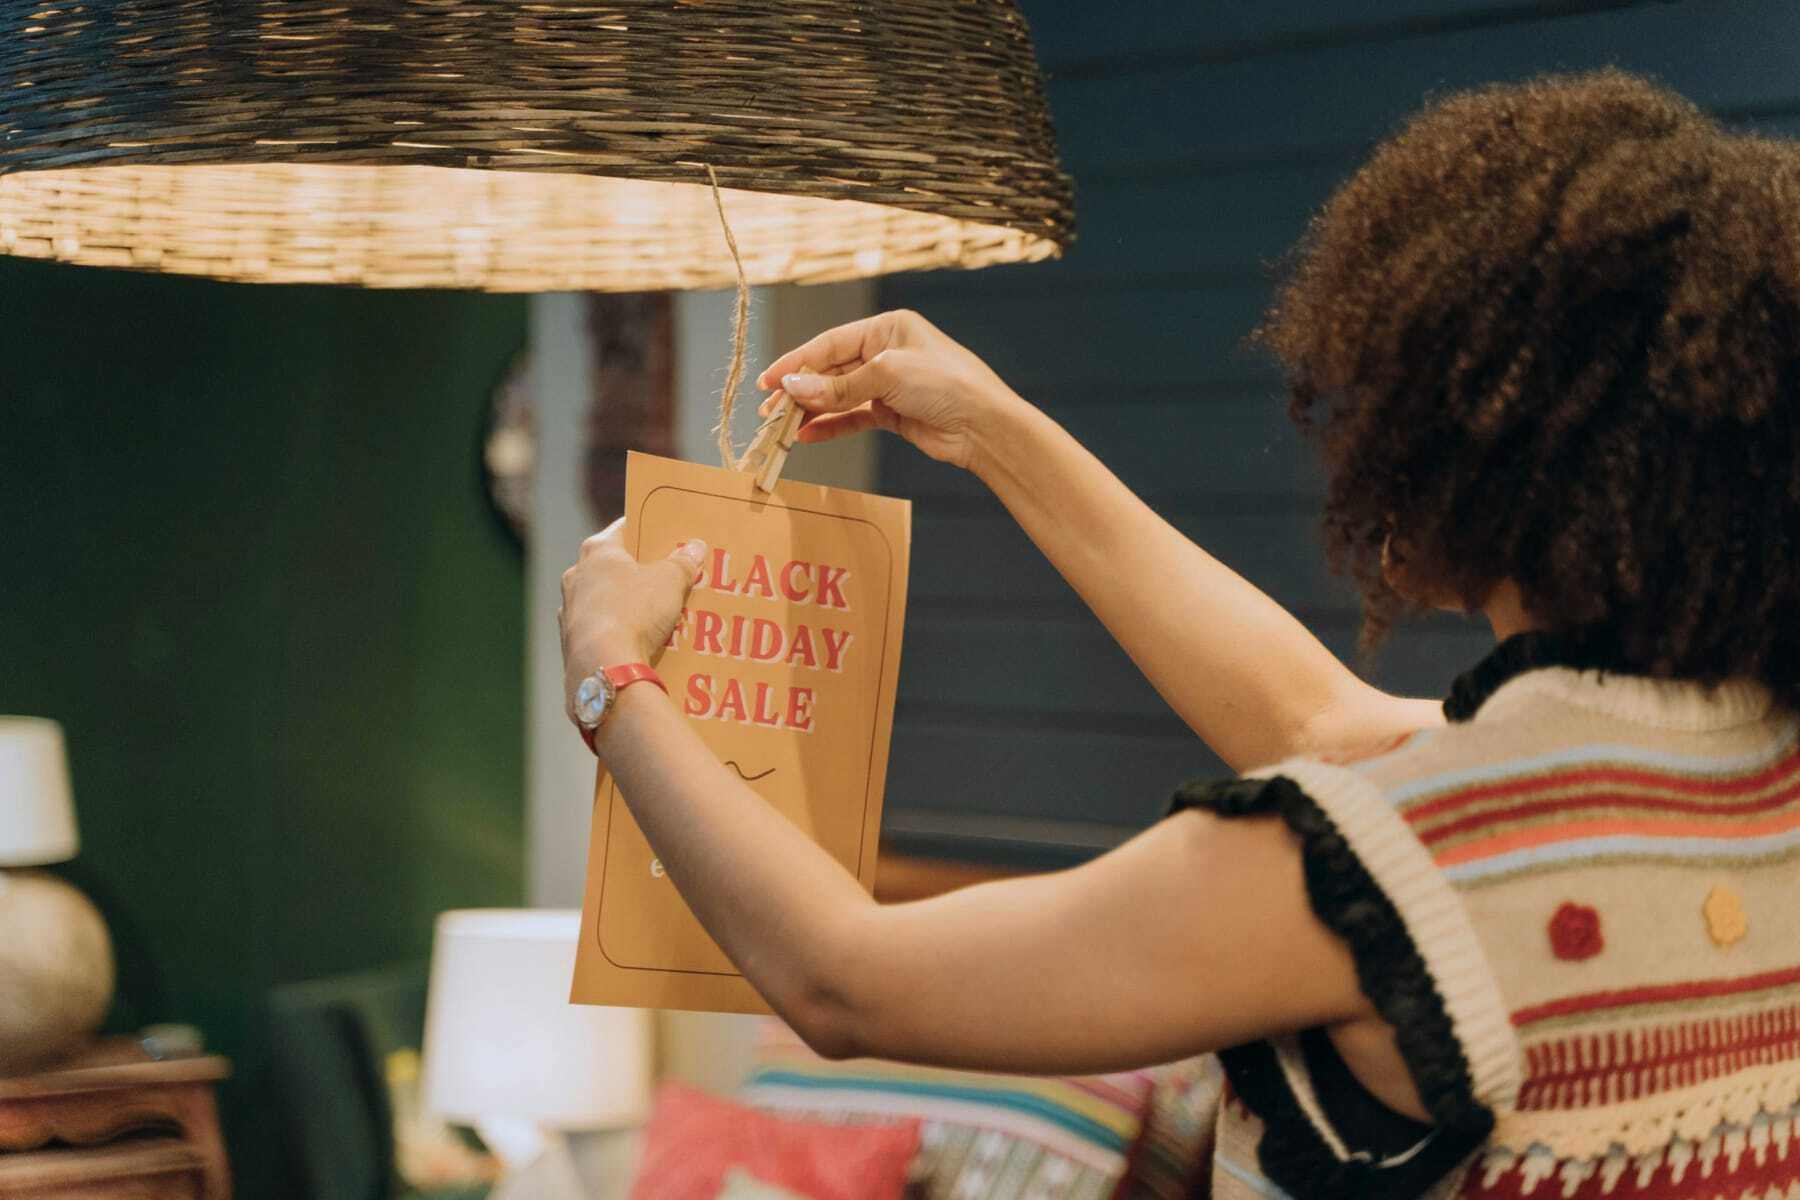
[1119,1054,1224,1200]
[742,1022,1162,1200]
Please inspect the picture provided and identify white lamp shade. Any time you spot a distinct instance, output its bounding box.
[422,909,651,1130]
[0,717,77,866]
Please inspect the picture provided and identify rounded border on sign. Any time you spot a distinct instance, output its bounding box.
[595,482,899,979]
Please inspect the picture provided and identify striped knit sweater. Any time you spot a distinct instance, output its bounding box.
[1174,633,1800,1199]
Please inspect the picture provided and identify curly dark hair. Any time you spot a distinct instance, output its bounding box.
[1257,68,1800,706]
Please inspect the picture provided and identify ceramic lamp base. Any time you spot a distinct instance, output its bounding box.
[0,869,115,1075]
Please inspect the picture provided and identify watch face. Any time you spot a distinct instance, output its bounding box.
[575,673,611,726]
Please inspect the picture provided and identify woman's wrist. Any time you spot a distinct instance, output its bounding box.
[964,383,1035,483]
[968,388,1049,492]
[592,674,670,758]
[572,629,655,677]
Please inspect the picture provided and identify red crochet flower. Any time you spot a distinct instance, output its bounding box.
[1548,902,1604,961]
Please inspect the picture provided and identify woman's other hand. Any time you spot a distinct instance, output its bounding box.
[755,309,1019,471]
[559,519,706,723]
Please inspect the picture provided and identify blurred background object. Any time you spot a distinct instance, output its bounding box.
[0,716,114,1075]
[422,909,652,1200]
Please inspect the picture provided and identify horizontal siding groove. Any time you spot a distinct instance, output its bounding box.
[894,491,1321,519]
[899,265,1260,301]
[883,808,1142,853]
[895,704,1198,741]
[903,267,1268,300]
[1077,143,1366,185]
[1039,0,1657,80]
[906,591,1340,620]
[1061,108,1795,186]
[978,377,1286,403]
[904,601,1368,629]
[875,833,1106,871]
[915,277,1262,309]
[906,595,1103,621]
[1719,102,1800,126]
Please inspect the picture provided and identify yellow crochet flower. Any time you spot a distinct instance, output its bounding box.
[1702,885,1748,948]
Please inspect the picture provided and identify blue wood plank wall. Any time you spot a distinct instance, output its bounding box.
[875,0,1800,866]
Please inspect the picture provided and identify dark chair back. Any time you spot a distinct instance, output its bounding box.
[268,963,430,1200]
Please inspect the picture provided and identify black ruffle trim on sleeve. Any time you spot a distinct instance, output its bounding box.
[1168,775,1494,1199]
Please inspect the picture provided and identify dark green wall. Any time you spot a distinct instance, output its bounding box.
[0,256,528,1195]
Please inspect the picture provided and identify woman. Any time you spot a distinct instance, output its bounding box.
[559,71,1800,1197]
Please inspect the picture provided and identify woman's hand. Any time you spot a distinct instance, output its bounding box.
[756,309,1021,472]
[558,519,707,723]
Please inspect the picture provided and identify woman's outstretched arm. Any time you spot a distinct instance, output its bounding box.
[562,524,1378,1077]
[758,310,1441,771]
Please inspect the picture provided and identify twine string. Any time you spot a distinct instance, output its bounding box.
[705,164,752,471]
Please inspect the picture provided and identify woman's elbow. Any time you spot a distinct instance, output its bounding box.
[784,991,865,1061]
[788,1000,864,1065]
[772,916,882,1061]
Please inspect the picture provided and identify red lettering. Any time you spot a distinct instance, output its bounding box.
[707,547,736,592]
[821,627,854,671]
[727,614,747,658]
[751,682,782,727]
[716,677,749,723]
[785,624,818,669]
[780,560,812,603]
[742,554,774,599]
[684,673,715,717]
[815,565,850,610]
[785,687,815,733]
[692,609,725,654]
[748,618,784,663]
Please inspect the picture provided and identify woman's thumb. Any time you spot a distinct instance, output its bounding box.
[668,539,708,587]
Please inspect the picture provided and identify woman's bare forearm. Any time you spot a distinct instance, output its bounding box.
[563,517,1378,1073]
[971,398,1426,770]
[593,685,1369,1073]
[756,310,1437,766]
[594,683,876,1048]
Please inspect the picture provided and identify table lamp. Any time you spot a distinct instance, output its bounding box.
[0,717,115,1074]
[422,909,652,1200]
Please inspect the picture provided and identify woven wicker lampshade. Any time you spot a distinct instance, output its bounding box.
[0,2,1073,292]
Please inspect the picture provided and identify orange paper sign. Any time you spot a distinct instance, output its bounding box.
[573,451,911,1013]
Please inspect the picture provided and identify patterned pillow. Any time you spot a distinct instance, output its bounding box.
[1117,1054,1224,1200]
[631,1082,919,1200]
[741,1022,1158,1200]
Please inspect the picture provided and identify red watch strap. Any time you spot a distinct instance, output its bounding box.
[604,662,667,693]
[580,663,668,754]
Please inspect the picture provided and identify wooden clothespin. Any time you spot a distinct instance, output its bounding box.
[739,389,806,494]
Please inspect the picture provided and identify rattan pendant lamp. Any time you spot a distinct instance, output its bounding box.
[0,1,1073,293]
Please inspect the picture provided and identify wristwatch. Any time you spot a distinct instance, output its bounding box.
[575,662,668,753]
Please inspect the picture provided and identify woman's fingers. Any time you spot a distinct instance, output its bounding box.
[782,351,903,415]
[579,515,628,558]
[794,406,878,444]
[755,312,906,391]
[758,364,855,418]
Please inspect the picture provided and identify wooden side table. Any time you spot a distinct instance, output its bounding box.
[0,1040,231,1200]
